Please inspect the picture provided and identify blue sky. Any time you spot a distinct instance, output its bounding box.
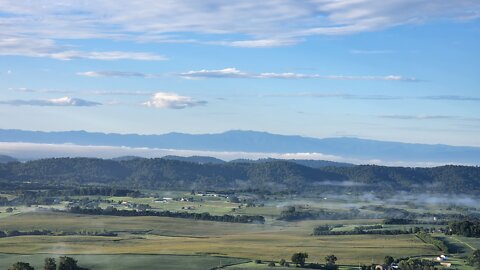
[0,1,479,146]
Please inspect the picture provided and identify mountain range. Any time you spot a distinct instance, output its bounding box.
[0,129,479,165]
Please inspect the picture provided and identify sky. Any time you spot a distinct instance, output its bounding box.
[0,1,479,147]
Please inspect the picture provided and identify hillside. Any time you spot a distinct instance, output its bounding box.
[0,157,478,193]
[0,155,17,164]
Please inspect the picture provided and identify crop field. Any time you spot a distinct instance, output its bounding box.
[0,211,439,266]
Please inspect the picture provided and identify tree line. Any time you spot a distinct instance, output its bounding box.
[447,220,480,237]
[0,229,117,238]
[313,224,411,236]
[67,206,266,224]
[415,231,450,253]
[9,256,89,270]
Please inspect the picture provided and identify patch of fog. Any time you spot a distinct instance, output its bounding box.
[340,192,480,209]
[272,192,480,212]
[312,180,367,187]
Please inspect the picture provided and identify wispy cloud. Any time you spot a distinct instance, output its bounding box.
[8,87,72,94]
[262,93,402,100]
[0,1,478,49]
[179,68,418,81]
[50,51,167,61]
[90,90,153,96]
[379,114,456,120]
[349,49,394,55]
[9,87,153,96]
[264,92,480,102]
[216,39,300,48]
[0,97,101,107]
[420,95,480,101]
[77,71,154,78]
[143,92,207,109]
[0,38,166,61]
[378,114,480,123]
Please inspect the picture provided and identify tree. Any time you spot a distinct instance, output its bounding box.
[384,256,394,265]
[325,254,337,264]
[291,252,308,267]
[44,258,56,270]
[279,259,286,266]
[229,196,240,203]
[57,256,78,270]
[468,250,480,270]
[9,262,34,270]
[6,207,13,213]
[268,262,276,267]
[325,254,338,270]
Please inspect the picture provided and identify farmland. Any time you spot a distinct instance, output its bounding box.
[0,194,461,270]
[1,174,480,269]
[0,212,439,269]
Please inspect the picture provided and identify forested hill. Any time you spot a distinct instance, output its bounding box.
[0,158,479,193]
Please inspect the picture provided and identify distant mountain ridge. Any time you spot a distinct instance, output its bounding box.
[0,129,479,164]
[109,155,353,168]
[0,154,17,163]
[161,155,226,164]
[230,158,354,168]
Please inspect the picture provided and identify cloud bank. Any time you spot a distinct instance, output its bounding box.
[0,1,478,48]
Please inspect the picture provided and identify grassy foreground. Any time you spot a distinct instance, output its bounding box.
[0,253,249,270]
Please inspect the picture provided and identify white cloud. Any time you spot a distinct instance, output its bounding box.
[0,1,478,48]
[179,68,418,81]
[77,71,152,78]
[143,92,207,109]
[0,97,101,107]
[0,37,166,60]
